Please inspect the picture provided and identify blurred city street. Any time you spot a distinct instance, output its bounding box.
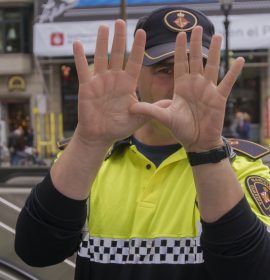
[0,171,76,280]
[1,0,270,279]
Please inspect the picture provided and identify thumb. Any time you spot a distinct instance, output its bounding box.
[129,101,170,126]
[154,99,172,108]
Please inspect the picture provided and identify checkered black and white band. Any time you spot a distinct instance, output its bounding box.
[78,235,204,264]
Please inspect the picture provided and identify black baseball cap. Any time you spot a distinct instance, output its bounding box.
[135,6,215,66]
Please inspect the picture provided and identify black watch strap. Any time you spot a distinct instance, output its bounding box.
[187,146,230,166]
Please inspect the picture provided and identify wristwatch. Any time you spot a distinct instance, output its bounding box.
[187,146,230,166]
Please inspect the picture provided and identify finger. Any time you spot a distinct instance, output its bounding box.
[94,25,109,74]
[109,19,126,71]
[174,32,189,80]
[189,26,203,75]
[130,102,170,126]
[204,34,222,84]
[125,29,146,80]
[218,57,245,98]
[73,41,90,84]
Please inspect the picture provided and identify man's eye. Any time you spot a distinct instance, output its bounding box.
[156,67,173,74]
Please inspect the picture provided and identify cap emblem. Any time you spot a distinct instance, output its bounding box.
[174,12,190,29]
[164,10,198,32]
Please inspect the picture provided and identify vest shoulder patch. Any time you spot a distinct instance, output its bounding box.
[245,176,270,216]
[228,138,270,160]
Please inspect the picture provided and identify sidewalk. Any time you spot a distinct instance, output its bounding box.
[0,157,52,167]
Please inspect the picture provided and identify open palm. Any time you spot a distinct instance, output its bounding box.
[131,27,245,152]
[73,20,147,145]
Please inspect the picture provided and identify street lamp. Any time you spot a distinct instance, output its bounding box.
[220,0,234,74]
[120,0,127,21]
[219,0,235,137]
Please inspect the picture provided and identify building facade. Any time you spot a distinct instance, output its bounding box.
[33,0,270,145]
[0,0,46,161]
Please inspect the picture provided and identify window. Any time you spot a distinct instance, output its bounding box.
[0,8,32,54]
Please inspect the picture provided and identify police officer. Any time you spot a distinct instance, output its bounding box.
[15,6,270,280]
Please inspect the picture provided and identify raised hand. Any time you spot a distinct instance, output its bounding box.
[73,20,147,146]
[130,26,245,152]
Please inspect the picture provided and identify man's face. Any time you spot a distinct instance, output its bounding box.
[137,55,207,104]
[137,57,174,104]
